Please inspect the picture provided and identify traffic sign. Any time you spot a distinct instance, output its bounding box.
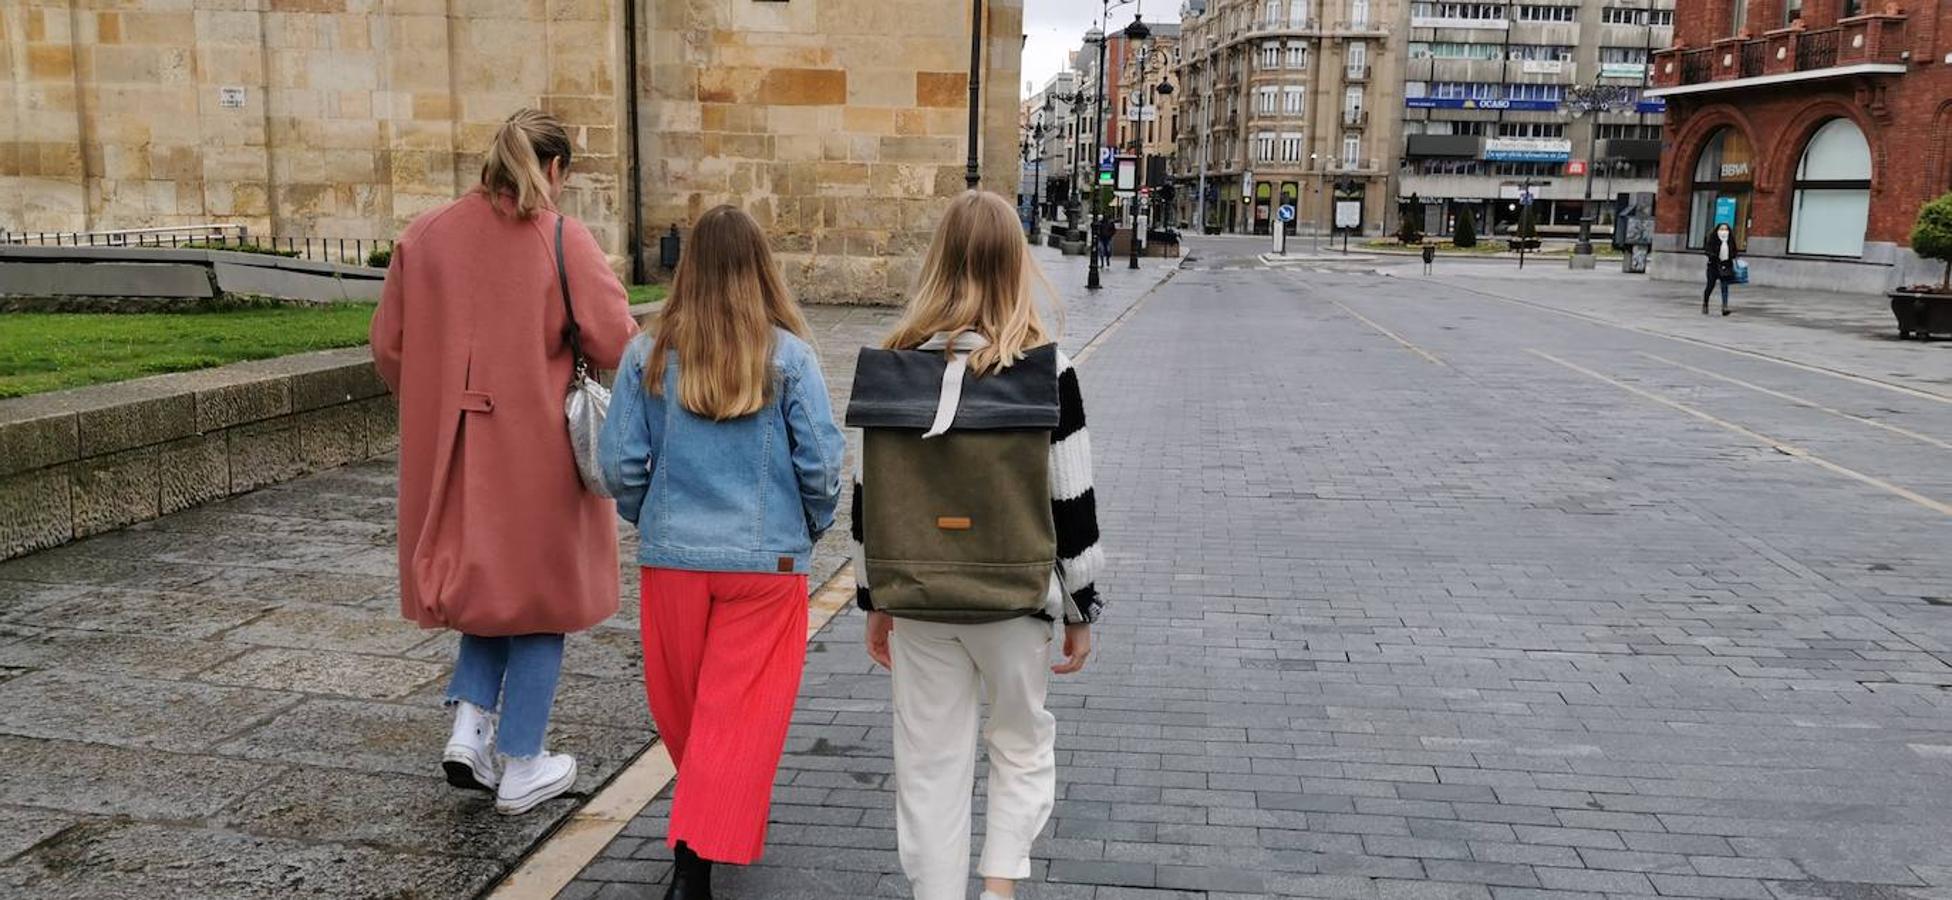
[1276,204,1296,223]
[1519,189,1534,206]
[1099,147,1114,169]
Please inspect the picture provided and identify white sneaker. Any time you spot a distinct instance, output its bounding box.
[495,752,578,816]
[441,701,499,792]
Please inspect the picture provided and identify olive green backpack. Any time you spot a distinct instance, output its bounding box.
[846,344,1061,623]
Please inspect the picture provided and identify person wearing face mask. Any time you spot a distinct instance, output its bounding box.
[1702,222,1740,316]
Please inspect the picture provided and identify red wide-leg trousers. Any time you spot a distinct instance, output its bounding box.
[638,567,809,865]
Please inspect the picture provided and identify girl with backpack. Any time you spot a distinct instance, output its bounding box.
[847,190,1106,900]
[1703,222,1741,316]
[597,205,846,900]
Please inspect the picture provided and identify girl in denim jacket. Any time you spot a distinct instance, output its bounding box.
[598,205,845,900]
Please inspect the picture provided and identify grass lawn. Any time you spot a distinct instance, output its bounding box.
[2,284,668,400]
[0,304,379,399]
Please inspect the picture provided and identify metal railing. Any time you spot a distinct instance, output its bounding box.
[1795,27,1840,71]
[1679,48,1713,84]
[1740,42,1765,77]
[1346,64,1372,81]
[1343,109,1370,126]
[1,226,392,267]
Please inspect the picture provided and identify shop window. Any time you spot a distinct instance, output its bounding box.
[1687,127,1753,248]
[1788,118,1872,257]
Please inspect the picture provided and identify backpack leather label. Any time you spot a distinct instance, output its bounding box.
[936,516,972,531]
[776,556,794,572]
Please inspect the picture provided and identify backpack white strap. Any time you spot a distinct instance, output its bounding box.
[923,354,968,439]
[918,332,990,440]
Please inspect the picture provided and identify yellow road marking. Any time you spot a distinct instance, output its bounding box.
[1330,299,1448,366]
[1640,352,1952,452]
[1530,349,1952,518]
[1428,279,1952,406]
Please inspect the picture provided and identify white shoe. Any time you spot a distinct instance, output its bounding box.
[496,752,578,816]
[442,701,499,792]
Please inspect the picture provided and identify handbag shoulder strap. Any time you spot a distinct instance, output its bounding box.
[555,215,588,373]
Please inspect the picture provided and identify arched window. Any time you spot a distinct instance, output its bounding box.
[1789,118,1872,258]
[1688,127,1753,249]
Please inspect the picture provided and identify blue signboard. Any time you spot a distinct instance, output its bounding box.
[1635,99,1667,114]
[1485,148,1570,162]
[1714,197,1738,228]
[1277,204,1296,222]
[1406,97,1560,112]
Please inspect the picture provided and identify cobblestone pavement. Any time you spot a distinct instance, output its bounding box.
[0,243,1168,899]
[571,241,1952,899]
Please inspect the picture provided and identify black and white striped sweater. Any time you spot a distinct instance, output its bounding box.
[851,350,1106,625]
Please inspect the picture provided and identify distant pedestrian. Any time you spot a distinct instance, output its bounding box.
[597,205,845,898]
[1094,216,1116,267]
[1703,222,1740,316]
[371,108,638,815]
[1421,242,1436,275]
[849,190,1105,900]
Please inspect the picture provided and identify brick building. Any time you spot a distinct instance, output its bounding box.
[1646,0,1949,293]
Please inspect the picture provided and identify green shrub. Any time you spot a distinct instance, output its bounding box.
[367,246,393,268]
[1452,208,1478,248]
[1395,213,1423,245]
[1910,192,1952,290]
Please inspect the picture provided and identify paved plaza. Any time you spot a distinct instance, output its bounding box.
[7,238,1952,899]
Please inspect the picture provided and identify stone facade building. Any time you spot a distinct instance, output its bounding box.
[1396,0,1673,242]
[1113,22,1180,195]
[1,0,1023,303]
[1646,0,1945,293]
[1173,0,1405,237]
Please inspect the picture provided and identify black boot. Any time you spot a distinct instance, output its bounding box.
[665,842,714,900]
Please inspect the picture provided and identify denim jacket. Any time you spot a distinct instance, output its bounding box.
[598,330,846,575]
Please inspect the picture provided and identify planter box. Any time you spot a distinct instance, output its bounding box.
[1889,290,1952,339]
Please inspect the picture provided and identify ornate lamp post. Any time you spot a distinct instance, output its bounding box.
[1086,25,1106,290]
[1124,14,1152,271]
[1564,78,1632,269]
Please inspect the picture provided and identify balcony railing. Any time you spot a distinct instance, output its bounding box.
[1739,41,1764,78]
[1678,48,1713,84]
[1343,109,1369,127]
[1346,64,1371,82]
[1795,27,1839,71]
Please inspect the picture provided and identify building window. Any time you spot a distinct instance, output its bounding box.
[1509,44,1574,61]
[1597,123,1660,140]
[1731,0,1748,36]
[1258,87,1280,114]
[1344,86,1364,115]
[1291,0,1310,26]
[1342,133,1362,166]
[1688,127,1754,249]
[1411,41,1504,59]
[1256,132,1277,161]
[1262,42,1282,69]
[1599,47,1649,64]
[1264,0,1283,27]
[1432,81,1498,99]
[1280,132,1304,161]
[1350,0,1371,27]
[1600,7,1646,24]
[1789,118,1873,257]
[1514,4,1578,22]
[1411,2,1507,24]
[1841,0,1861,15]
[1497,122,1565,138]
[1649,9,1674,25]
[1283,87,1306,114]
[1506,83,1564,101]
[1347,40,1368,76]
[1286,43,1309,68]
[1782,0,1803,25]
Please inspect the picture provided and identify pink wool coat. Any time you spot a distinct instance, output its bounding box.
[371,192,638,636]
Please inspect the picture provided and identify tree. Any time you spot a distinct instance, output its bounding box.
[1396,194,1424,244]
[1513,203,1538,251]
[1453,207,1478,248]
[1911,191,1952,291]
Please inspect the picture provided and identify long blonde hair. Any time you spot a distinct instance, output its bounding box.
[649,206,811,420]
[883,190,1055,375]
[479,108,571,219]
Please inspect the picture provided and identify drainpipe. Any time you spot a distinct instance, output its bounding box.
[623,0,646,284]
[965,0,985,189]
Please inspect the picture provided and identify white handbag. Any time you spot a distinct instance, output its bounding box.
[555,217,613,497]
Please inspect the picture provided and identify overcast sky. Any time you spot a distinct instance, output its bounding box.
[1020,1,1179,98]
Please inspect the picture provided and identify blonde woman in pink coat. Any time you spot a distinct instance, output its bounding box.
[370,109,638,815]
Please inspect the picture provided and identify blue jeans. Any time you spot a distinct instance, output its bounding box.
[447,633,566,758]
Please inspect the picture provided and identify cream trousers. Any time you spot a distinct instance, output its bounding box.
[891,616,1058,900]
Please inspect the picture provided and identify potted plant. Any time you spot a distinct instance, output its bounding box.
[1891,192,1952,340]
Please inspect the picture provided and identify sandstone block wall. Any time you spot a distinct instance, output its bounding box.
[2,0,626,252]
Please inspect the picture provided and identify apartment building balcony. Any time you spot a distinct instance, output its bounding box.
[1342,109,1370,128]
[1244,18,1321,39]
[1648,14,1908,98]
[1332,21,1391,40]
[1345,64,1371,83]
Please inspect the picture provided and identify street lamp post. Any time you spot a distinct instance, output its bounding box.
[1564,78,1630,269]
[1087,25,1106,290]
[964,0,984,190]
[1124,15,1152,271]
